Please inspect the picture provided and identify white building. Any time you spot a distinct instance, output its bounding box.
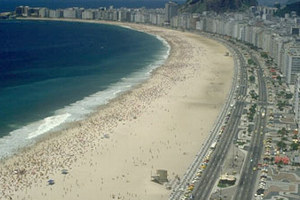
[165,1,178,23]
[63,8,76,19]
[286,42,300,84]
[38,8,48,18]
[48,9,61,18]
[294,74,300,126]
[196,20,204,31]
[82,10,93,20]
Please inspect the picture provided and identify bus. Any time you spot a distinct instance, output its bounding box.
[210,141,217,149]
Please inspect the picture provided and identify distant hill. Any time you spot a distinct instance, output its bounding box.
[258,0,289,6]
[275,1,300,16]
[257,0,300,7]
[287,0,300,4]
[180,0,258,13]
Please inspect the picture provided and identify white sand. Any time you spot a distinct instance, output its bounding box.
[0,20,233,200]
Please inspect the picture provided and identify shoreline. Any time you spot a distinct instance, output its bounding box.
[0,19,234,200]
[0,18,170,160]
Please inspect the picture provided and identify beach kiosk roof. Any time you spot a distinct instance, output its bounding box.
[151,169,168,184]
[219,174,236,185]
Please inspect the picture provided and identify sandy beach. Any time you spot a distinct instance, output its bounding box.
[0,20,233,200]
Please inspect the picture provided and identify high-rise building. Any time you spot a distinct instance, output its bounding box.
[63,8,76,19]
[294,74,300,127]
[15,6,24,16]
[75,8,84,19]
[118,10,128,22]
[39,8,48,18]
[82,9,94,20]
[291,27,300,36]
[165,1,178,23]
[285,42,300,84]
[15,6,29,17]
[49,10,56,18]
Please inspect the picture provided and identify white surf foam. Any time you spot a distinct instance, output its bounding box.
[27,113,71,139]
[0,34,170,160]
[119,25,133,30]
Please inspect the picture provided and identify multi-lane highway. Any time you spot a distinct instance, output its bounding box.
[233,52,268,200]
[169,36,241,200]
[191,41,249,200]
[169,34,268,200]
[192,101,245,199]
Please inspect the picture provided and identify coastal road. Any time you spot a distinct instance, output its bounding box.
[192,101,244,199]
[191,42,248,200]
[233,52,268,200]
[169,36,241,200]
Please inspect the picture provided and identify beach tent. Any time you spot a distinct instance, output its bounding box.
[62,169,68,174]
[48,179,55,185]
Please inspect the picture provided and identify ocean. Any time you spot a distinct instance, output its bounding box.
[0,0,185,13]
[0,19,169,159]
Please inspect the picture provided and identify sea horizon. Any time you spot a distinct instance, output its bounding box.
[0,0,186,13]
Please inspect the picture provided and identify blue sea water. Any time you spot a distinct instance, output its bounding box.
[0,0,186,12]
[0,19,169,158]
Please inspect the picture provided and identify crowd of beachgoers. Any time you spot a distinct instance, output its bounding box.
[0,24,191,199]
[0,21,233,200]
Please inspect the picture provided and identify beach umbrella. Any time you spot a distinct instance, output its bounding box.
[48,179,55,185]
[62,169,68,174]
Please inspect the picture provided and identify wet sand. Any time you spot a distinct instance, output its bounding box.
[0,19,233,200]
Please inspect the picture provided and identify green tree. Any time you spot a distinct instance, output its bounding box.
[276,75,281,81]
[274,3,280,9]
[292,135,298,139]
[248,114,254,122]
[290,142,299,151]
[278,91,285,97]
[278,128,288,136]
[260,52,268,59]
[285,93,293,99]
[249,75,255,83]
[277,141,287,149]
[282,128,287,134]
[277,101,287,111]
[248,59,256,65]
